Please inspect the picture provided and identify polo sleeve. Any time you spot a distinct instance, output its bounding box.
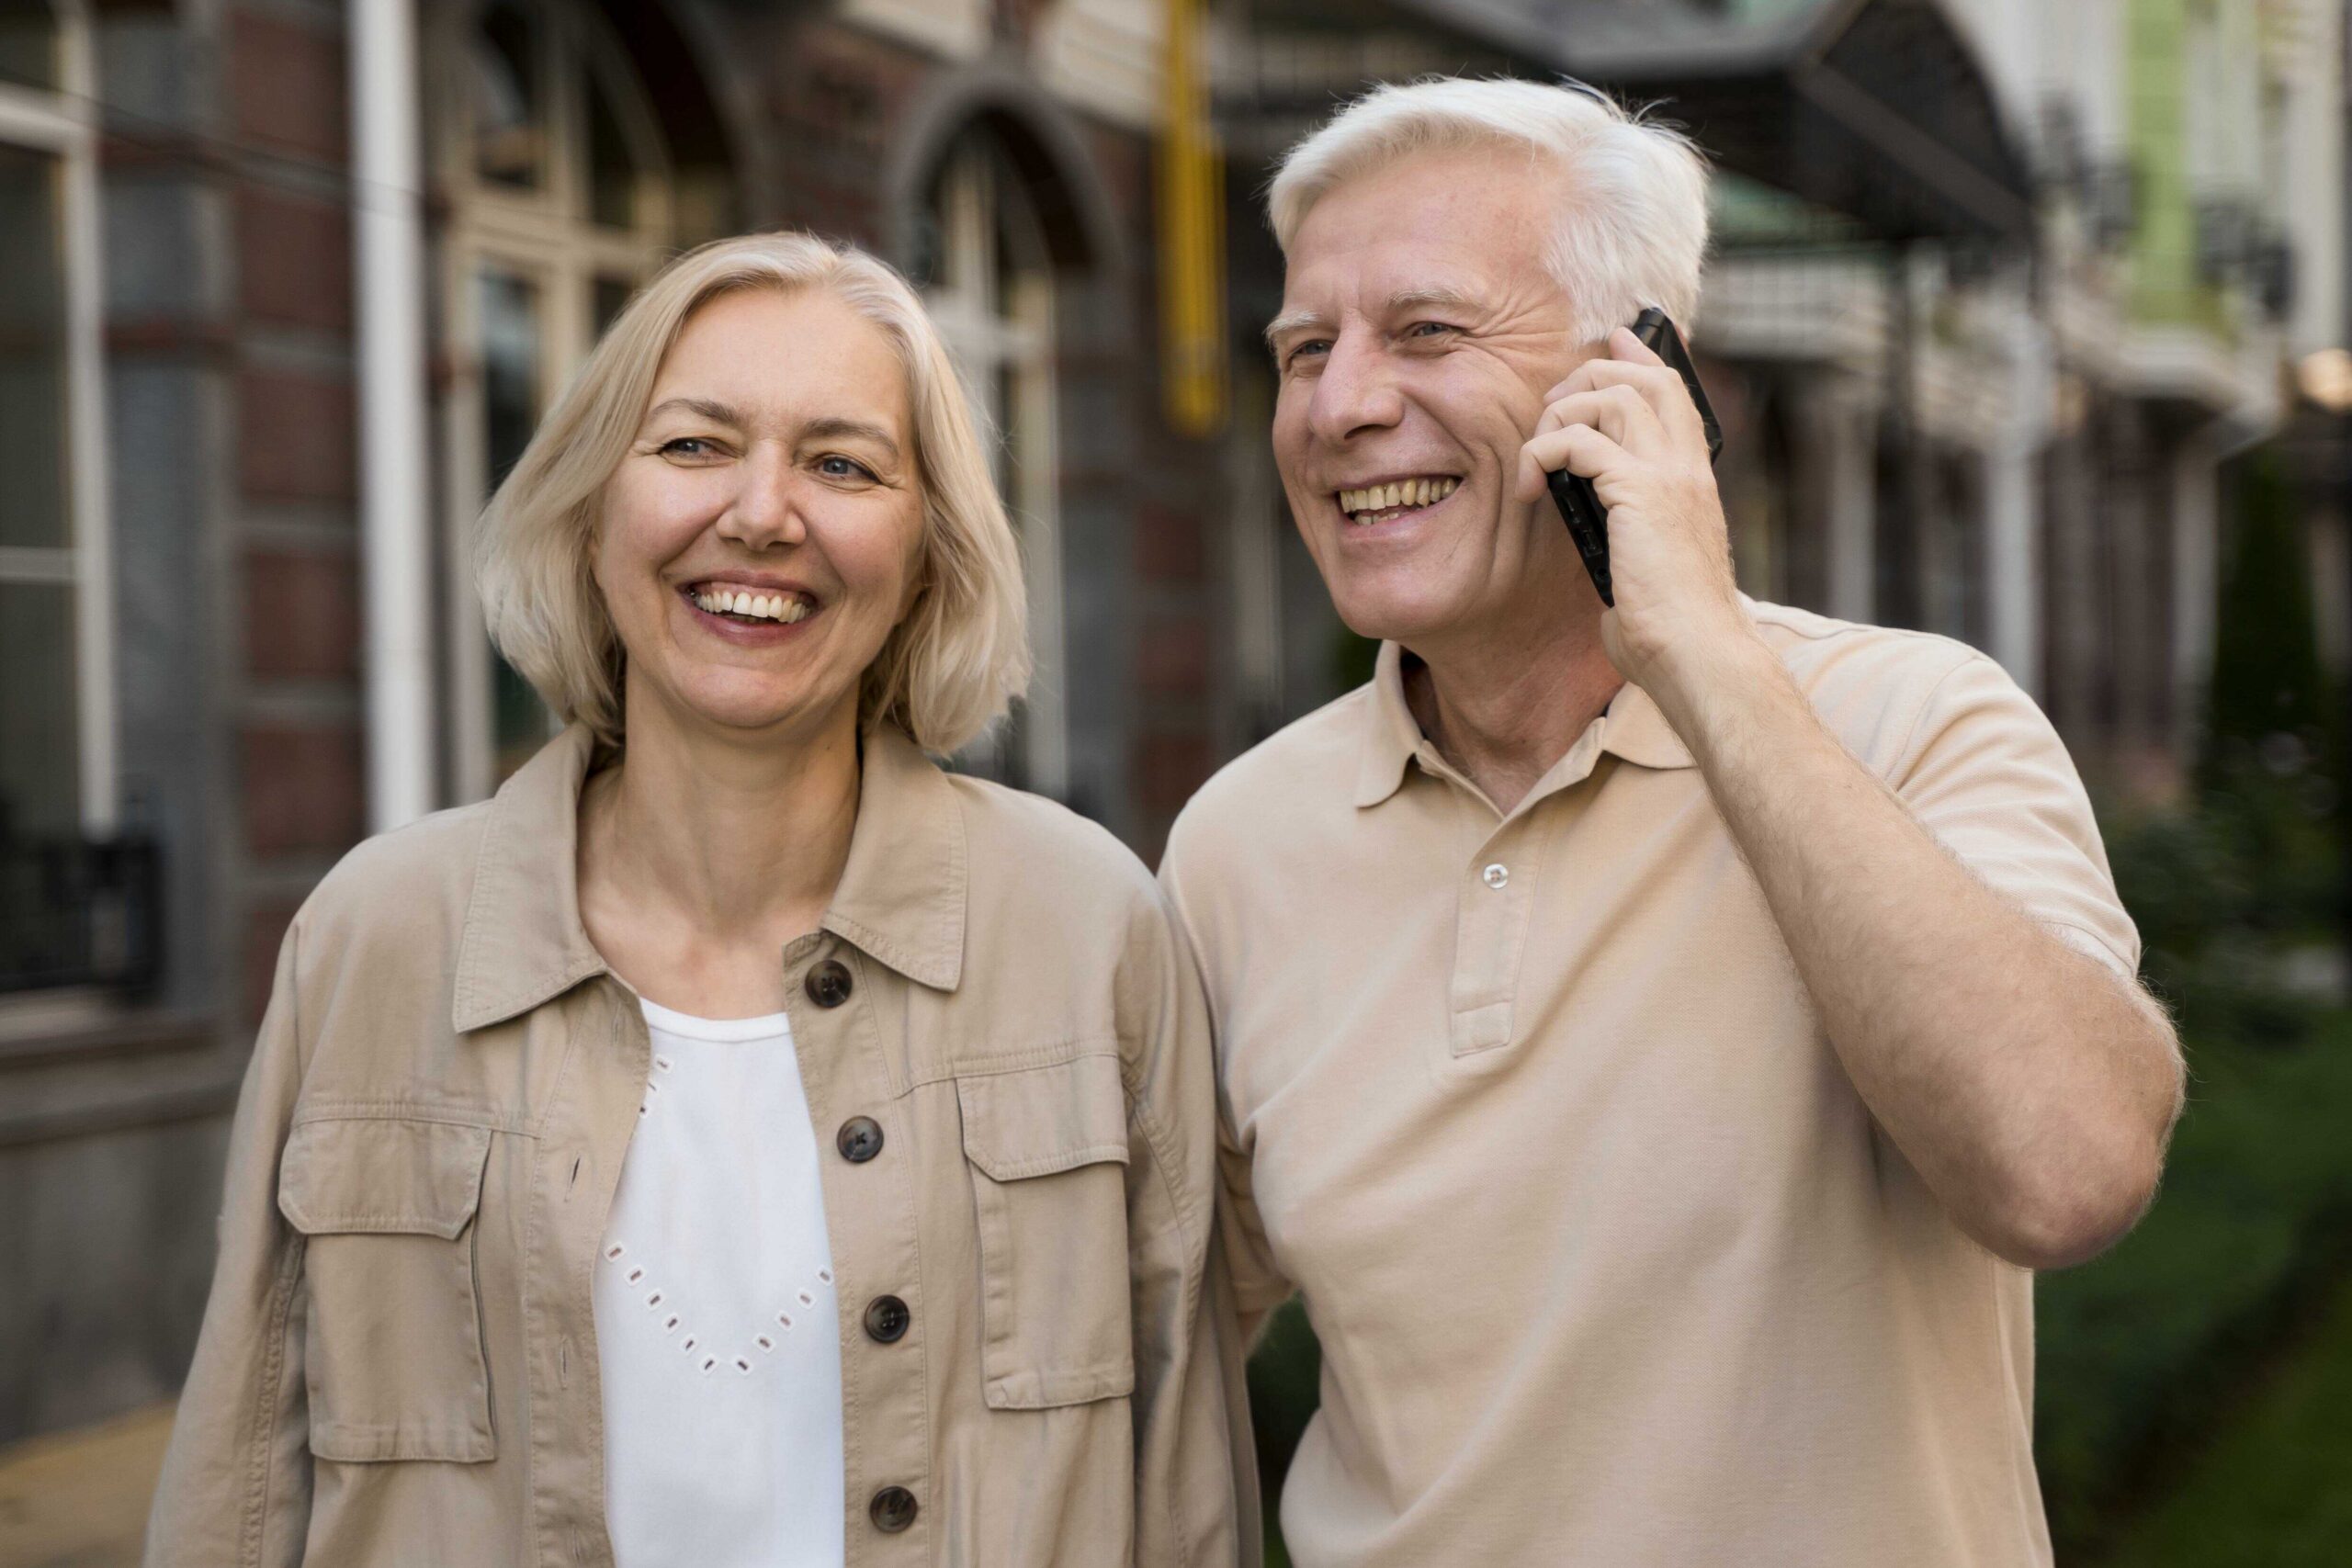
[1156,848,1296,1342]
[1888,651,2141,979]
[1121,885,1259,1568]
[145,919,314,1567]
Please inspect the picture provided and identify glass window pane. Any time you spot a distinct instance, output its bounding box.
[0,0,58,90]
[470,0,544,189]
[0,581,77,838]
[586,67,636,230]
[477,266,551,778]
[0,141,69,550]
[478,266,541,483]
[593,275,633,335]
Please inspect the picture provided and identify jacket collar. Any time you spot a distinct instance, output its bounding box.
[1352,639,1695,810]
[452,722,967,1033]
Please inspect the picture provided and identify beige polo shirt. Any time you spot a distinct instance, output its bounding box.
[1160,600,2138,1568]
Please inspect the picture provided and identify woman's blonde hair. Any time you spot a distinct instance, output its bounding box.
[474,231,1030,755]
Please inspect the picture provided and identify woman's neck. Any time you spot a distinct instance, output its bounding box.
[577,688,863,1012]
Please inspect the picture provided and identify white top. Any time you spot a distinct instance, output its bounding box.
[594,998,845,1568]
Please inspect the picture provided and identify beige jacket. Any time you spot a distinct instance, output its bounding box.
[145,724,1254,1568]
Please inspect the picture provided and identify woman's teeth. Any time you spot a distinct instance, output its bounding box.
[693,586,810,624]
[1337,476,1459,524]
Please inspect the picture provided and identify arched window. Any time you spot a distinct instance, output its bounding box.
[911,129,1067,799]
[0,0,112,839]
[430,0,686,794]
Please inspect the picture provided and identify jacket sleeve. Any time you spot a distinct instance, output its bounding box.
[1125,889,1262,1568]
[145,919,313,1567]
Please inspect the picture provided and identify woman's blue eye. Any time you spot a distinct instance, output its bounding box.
[660,437,714,457]
[819,456,876,480]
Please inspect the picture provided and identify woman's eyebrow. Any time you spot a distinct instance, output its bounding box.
[642,396,743,426]
[801,416,902,462]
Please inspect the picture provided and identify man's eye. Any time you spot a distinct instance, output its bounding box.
[817,455,876,481]
[1284,340,1331,368]
[1405,321,1455,340]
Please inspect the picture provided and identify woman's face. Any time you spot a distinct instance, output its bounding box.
[595,287,925,745]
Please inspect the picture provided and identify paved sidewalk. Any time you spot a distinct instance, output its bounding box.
[0,1404,172,1568]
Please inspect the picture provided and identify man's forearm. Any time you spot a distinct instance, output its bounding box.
[1641,631,2183,1269]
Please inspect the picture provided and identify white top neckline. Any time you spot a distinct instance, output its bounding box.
[633,995,794,1043]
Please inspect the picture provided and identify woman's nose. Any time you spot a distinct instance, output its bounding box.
[716,447,806,549]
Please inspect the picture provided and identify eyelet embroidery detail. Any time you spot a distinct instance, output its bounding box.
[604,1035,842,1382]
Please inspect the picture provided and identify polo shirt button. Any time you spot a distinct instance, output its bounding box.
[805,959,854,1008]
[1482,863,1510,889]
[869,1485,919,1533]
[836,1117,884,1163]
[863,1294,910,1343]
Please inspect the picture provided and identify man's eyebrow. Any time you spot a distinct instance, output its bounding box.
[1263,310,1330,352]
[800,415,902,462]
[1385,287,1484,316]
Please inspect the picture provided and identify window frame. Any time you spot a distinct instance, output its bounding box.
[922,140,1069,800]
[428,0,675,801]
[0,0,116,834]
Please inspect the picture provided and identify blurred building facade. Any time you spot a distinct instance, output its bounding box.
[1,0,2345,1454]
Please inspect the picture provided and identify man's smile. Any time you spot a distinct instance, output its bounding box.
[1334,474,1461,526]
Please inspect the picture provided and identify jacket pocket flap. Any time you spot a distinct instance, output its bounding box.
[957,1055,1130,1182]
[278,1118,492,1239]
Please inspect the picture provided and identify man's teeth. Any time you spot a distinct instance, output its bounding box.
[1336,476,1459,519]
[692,587,811,624]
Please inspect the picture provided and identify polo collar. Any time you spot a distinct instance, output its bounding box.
[1351,640,1695,811]
[452,721,967,1033]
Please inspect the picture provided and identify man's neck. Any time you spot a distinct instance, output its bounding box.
[1403,601,1623,816]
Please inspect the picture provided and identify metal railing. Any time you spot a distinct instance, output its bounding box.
[0,833,161,995]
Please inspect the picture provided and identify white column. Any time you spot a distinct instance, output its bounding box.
[2169,429,2221,758]
[1817,383,1877,624]
[352,0,436,830]
[1986,296,2050,694]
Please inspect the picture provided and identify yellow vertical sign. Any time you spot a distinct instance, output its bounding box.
[1159,0,1227,436]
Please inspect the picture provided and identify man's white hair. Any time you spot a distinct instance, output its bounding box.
[1267,76,1710,344]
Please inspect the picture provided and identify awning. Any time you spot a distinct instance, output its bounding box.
[1216,0,2033,245]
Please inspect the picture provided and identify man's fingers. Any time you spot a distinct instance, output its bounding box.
[1533,384,1668,459]
[1544,360,1704,452]
[1515,423,1630,502]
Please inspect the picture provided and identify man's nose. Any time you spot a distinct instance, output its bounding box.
[1306,333,1405,444]
[716,446,807,550]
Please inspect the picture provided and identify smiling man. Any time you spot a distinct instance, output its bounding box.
[1159,79,2186,1566]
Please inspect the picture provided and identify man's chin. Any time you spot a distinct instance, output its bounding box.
[1329,590,1474,652]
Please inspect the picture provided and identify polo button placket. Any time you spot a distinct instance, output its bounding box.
[1450,824,1544,1056]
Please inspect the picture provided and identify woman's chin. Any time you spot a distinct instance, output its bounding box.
[650,674,849,743]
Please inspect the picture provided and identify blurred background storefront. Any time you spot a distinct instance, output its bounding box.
[5,1,2352,1563]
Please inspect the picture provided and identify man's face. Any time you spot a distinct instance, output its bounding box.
[1269,147,1600,649]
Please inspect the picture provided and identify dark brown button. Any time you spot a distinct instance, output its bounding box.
[805,959,854,1008]
[869,1485,918,1533]
[863,1294,910,1343]
[836,1117,884,1163]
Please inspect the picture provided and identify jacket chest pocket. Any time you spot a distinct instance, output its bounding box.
[956,1054,1136,1409]
[277,1116,497,1463]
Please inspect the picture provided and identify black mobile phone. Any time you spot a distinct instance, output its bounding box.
[1544,307,1722,607]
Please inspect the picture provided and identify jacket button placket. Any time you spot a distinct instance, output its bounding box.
[795,949,929,1563]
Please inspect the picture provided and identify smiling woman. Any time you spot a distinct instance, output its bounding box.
[143,231,1251,1568]
[476,231,1029,755]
